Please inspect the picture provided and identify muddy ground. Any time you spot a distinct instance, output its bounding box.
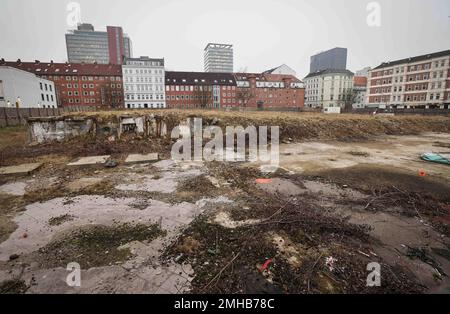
[0,121,449,294]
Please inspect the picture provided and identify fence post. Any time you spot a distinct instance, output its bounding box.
[3,107,8,127]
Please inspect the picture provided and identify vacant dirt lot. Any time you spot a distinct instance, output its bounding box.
[0,112,449,294]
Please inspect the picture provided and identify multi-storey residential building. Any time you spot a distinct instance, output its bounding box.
[0,66,57,108]
[1,59,124,108]
[233,73,305,109]
[310,48,347,73]
[304,69,354,109]
[123,57,165,109]
[353,76,368,109]
[164,71,305,110]
[204,43,234,73]
[367,50,450,109]
[165,72,236,109]
[66,23,132,65]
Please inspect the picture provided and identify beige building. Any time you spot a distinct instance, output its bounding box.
[304,69,354,109]
[367,50,450,109]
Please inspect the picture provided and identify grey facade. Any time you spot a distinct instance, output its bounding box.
[204,43,233,73]
[310,47,347,73]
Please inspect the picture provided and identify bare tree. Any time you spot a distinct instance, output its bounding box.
[194,85,213,108]
[343,88,357,113]
[236,88,255,108]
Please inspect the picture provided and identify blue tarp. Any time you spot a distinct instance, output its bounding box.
[421,152,450,165]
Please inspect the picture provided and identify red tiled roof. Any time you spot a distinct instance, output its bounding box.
[1,60,122,76]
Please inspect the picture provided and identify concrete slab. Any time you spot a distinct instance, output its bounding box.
[125,153,159,164]
[67,155,110,166]
[0,163,42,175]
[0,182,27,196]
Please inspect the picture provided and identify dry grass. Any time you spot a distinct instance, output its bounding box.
[0,126,27,150]
[67,109,450,142]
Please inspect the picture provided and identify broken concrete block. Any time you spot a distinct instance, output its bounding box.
[125,153,159,164]
[28,117,95,144]
[67,156,110,166]
[0,163,42,175]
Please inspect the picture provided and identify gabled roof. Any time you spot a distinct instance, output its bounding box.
[304,69,354,79]
[234,72,302,83]
[373,49,450,70]
[0,60,123,76]
[263,64,295,75]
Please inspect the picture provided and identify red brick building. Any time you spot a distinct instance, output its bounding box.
[165,71,236,109]
[367,50,450,109]
[1,59,124,108]
[233,73,305,109]
[165,71,305,109]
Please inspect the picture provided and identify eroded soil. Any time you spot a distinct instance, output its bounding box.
[0,129,449,294]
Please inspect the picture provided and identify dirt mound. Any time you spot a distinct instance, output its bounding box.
[307,164,450,202]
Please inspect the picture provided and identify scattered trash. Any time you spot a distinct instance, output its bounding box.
[255,178,273,184]
[260,259,272,272]
[418,169,426,177]
[420,152,450,165]
[325,256,338,272]
[174,253,184,263]
[104,160,118,168]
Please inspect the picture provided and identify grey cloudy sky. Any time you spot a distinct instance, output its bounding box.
[0,0,449,77]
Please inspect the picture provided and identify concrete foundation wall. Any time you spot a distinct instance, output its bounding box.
[28,118,95,144]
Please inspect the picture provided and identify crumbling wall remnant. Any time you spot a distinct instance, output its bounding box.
[28,117,95,144]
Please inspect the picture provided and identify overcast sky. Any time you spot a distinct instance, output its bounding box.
[0,0,449,77]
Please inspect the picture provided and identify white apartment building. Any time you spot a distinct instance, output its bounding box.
[0,66,57,108]
[122,57,165,109]
[367,50,450,109]
[304,69,354,109]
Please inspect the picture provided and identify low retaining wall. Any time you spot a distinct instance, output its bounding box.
[27,114,170,144]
